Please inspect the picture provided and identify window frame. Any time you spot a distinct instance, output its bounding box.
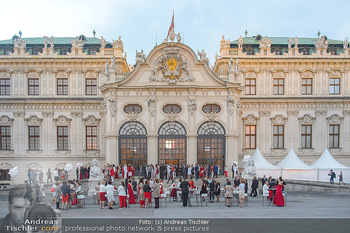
[329,124,340,148]
[301,78,313,95]
[273,125,284,149]
[0,78,10,95]
[0,126,11,150]
[28,126,40,150]
[28,78,39,95]
[85,78,97,95]
[301,125,312,149]
[329,77,340,95]
[57,126,69,150]
[273,78,284,95]
[245,125,256,149]
[57,78,68,95]
[86,126,98,150]
[202,104,221,114]
[245,78,256,95]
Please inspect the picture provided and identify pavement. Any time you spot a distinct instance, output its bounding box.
[0,178,349,219]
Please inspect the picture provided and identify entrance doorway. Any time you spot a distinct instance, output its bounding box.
[158,121,187,166]
[119,121,147,176]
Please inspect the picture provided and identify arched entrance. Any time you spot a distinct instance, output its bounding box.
[197,121,226,171]
[158,121,186,166]
[119,121,147,175]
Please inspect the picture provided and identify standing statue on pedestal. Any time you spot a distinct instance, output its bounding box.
[88,159,104,196]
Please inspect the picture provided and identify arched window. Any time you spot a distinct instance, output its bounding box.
[119,121,147,175]
[158,121,186,165]
[197,121,226,171]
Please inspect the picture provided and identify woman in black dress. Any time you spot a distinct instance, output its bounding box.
[215,180,221,202]
[200,179,207,202]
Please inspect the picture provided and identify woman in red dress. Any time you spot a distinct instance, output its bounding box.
[128,180,136,204]
[127,165,132,179]
[273,178,285,207]
[160,179,164,197]
[199,165,204,178]
[110,167,115,181]
[170,181,177,201]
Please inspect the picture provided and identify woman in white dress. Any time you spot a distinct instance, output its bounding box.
[106,180,115,209]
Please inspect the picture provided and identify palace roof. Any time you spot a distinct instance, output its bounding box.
[0,37,111,45]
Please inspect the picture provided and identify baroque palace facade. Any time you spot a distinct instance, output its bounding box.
[0,31,349,184]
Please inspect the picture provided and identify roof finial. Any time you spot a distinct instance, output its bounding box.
[244,30,248,37]
[93,29,96,38]
[317,30,321,38]
[19,30,22,38]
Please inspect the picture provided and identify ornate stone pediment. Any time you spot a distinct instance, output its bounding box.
[298,69,316,78]
[54,115,72,126]
[53,69,71,78]
[326,114,344,124]
[298,114,316,124]
[0,162,13,169]
[270,69,288,77]
[83,69,99,78]
[83,115,101,126]
[241,69,259,78]
[27,162,42,169]
[326,69,344,77]
[270,114,288,125]
[242,114,259,125]
[0,69,13,78]
[149,46,194,83]
[0,115,14,125]
[24,69,42,78]
[24,115,43,126]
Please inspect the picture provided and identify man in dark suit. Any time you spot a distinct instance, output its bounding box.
[261,175,267,187]
[195,164,199,180]
[180,177,190,207]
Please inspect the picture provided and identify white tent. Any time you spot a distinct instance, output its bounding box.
[251,148,281,178]
[311,149,350,183]
[278,148,317,181]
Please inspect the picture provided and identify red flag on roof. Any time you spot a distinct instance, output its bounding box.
[167,12,174,38]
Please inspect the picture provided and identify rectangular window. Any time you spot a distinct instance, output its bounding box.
[273,78,284,95]
[0,79,10,95]
[301,125,312,149]
[329,78,340,94]
[302,78,312,95]
[57,126,68,150]
[329,124,340,148]
[57,78,68,95]
[245,78,256,95]
[86,78,97,95]
[28,78,39,95]
[273,125,284,149]
[0,126,11,150]
[29,126,40,150]
[86,126,97,150]
[245,125,256,149]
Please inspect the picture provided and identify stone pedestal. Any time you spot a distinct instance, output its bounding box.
[87,159,104,196]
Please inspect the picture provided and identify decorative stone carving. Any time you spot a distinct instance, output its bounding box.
[259,36,271,50]
[270,114,288,125]
[0,69,13,78]
[71,111,83,118]
[197,49,209,63]
[13,111,25,118]
[110,56,116,73]
[88,159,104,196]
[315,110,327,116]
[135,49,146,63]
[104,59,110,77]
[299,69,315,78]
[188,98,197,116]
[205,112,218,121]
[238,36,243,49]
[83,69,99,78]
[220,35,230,50]
[0,115,14,125]
[242,114,259,125]
[126,112,140,121]
[287,110,299,116]
[49,36,54,49]
[298,114,316,124]
[107,98,117,117]
[13,38,26,48]
[166,112,178,122]
[315,36,328,49]
[27,162,42,169]
[24,115,43,126]
[227,97,235,115]
[147,91,156,117]
[326,114,344,124]
[71,36,84,49]
[149,46,194,83]
[54,115,72,126]
[112,36,123,50]
[53,69,71,78]
[0,162,13,169]
[24,69,42,78]
[100,36,106,49]
[177,33,182,43]
[83,115,101,126]
[242,155,256,180]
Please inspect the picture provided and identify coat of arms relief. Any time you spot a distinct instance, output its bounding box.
[150,46,194,84]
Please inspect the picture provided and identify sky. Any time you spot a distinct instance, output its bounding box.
[0,0,349,65]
